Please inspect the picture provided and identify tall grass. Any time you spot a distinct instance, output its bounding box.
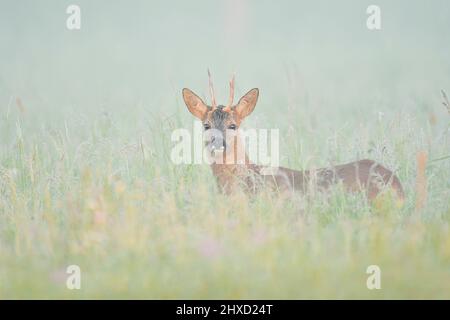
[0,87,449,299]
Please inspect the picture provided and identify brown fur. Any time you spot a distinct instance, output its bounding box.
[210,158,405,202]
[182,86,405,202]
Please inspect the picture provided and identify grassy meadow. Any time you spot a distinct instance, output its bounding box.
[1,1,450,299]
[1,84,449,299]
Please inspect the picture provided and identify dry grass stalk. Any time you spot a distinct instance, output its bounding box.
[442,90,450,114]
[15,97,26,113]
[415,150,428,212]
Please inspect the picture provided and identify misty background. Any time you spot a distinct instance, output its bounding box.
[0,0,449,128]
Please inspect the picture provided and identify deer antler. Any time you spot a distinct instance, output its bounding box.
[207,69,217,109]
[223,73,235,112]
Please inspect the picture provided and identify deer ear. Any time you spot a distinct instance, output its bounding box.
[182,88,208,120]
[234,88,259,119]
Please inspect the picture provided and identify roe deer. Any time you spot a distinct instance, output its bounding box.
[182,75,405,202]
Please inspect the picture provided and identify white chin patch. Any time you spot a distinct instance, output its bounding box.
[210,147,225,158]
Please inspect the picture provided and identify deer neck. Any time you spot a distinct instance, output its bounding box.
[209,134,256,191]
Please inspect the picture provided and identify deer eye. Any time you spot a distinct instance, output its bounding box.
[203,123,211,130]
[228,124,237,130]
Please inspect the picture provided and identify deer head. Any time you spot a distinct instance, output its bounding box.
[182,74,259,162]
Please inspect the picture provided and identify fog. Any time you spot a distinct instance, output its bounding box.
[1,0,449,116]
